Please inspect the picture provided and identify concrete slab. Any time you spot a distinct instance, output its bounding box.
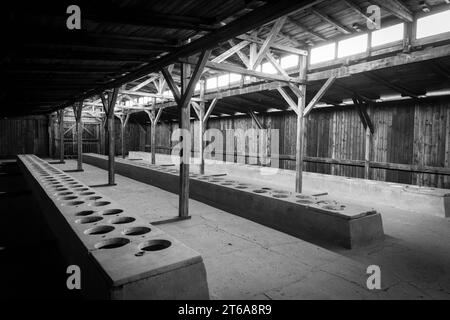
[46,159,450,300]
[129,152,450,218]
[84,153,384,249]
[17,155,209,300]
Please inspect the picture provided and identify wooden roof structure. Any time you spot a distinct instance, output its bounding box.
[2,0,450,118]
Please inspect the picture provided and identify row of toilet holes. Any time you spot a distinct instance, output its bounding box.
[34,165,172,253]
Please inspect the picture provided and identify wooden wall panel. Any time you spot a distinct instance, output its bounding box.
[0,116,48,159]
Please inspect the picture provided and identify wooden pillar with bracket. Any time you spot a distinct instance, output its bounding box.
[296,55,308,193]
[73,101,84,171]
[198,80,206,174]
[58,109,65,164]
[179,62,191,218]
[48,114,54,159]
[159,49,211,223]
[101,88,119,186]
[120,113,130,159]
[144,105,163,165]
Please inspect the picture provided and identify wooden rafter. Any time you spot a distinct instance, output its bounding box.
[212,41,250,63]
[252,16,288,69]
[364,72,424,99]
[303,76,336,117]
[371,0,413,23]
[310,8,352,35]
[342,0,378,29]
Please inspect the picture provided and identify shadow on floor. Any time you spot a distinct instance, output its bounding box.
[0,160,81,300]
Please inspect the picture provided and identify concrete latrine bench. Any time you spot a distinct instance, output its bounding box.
[17,155,209,300]
[84,153,385,249]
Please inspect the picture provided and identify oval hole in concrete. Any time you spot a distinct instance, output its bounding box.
[76,216,103,224]
[122,226,151,236]
[59,196,78,201]
[139,239,171,252]
[75,210,96,217]
[253,190,268,194]
[100,209,124,216]
[80,191,95,195]
[56,191,73,196]
[95,238,130,250]
[90,201,111,207]
[85,225,115,235]
[87,196,102,201]
[64,201,85,206]
[109,217,135,224]
[273,194,289,199]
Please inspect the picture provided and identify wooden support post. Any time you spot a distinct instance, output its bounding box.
[58,109,65,163]
[120,121,125,159]
[296,55,308,193]
[199,80,206,174]
[101,88,119,186]
[179,62,191,218]
[47,114,54,159]
[144,106,159,165]
[365,127,371,180]
[119,113,130,160]
[157,50,211,223]
[150,110,157,164]
[352,96,374,180]
[73,102,84,171]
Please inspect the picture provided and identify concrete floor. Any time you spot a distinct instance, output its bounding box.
[10,158,450,300]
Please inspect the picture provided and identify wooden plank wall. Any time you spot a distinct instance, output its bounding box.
[0,115,49,159]
[132,96,450,189]
[43,96,450,189]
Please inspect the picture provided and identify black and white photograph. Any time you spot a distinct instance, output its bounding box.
[1,0,450,306]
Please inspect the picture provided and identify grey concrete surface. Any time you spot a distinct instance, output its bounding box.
[48,159,450,300]
[84,153,385,249]
[129,152,450,218]
[18,155,209,300]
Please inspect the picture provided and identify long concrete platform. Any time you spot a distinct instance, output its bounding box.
[38,159,450,300]
[129,151,450,218]
[17,155,209,300]
[84,153,384,249]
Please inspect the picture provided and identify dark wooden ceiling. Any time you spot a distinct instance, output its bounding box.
[1,0,450,118]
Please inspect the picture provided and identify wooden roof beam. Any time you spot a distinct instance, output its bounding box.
[252,17,288,69]
[180,58,304,84]
[236,34,308,56]
[342,0,378,29]
[286,17,327,42]
[370,0,414,23]
[310,8,352,35]
[364,72,424,99]
[58,0,319,109]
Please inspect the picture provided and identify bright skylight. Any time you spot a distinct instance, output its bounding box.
[217,74,229,87]
[417,9,450,39]
[338,34,368,58]
[230,73,242,83]
[280,55,299,69]
[206,77,217,90]
[371,23,404,47]
[310,43,336,64]
[261,62,277,74]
